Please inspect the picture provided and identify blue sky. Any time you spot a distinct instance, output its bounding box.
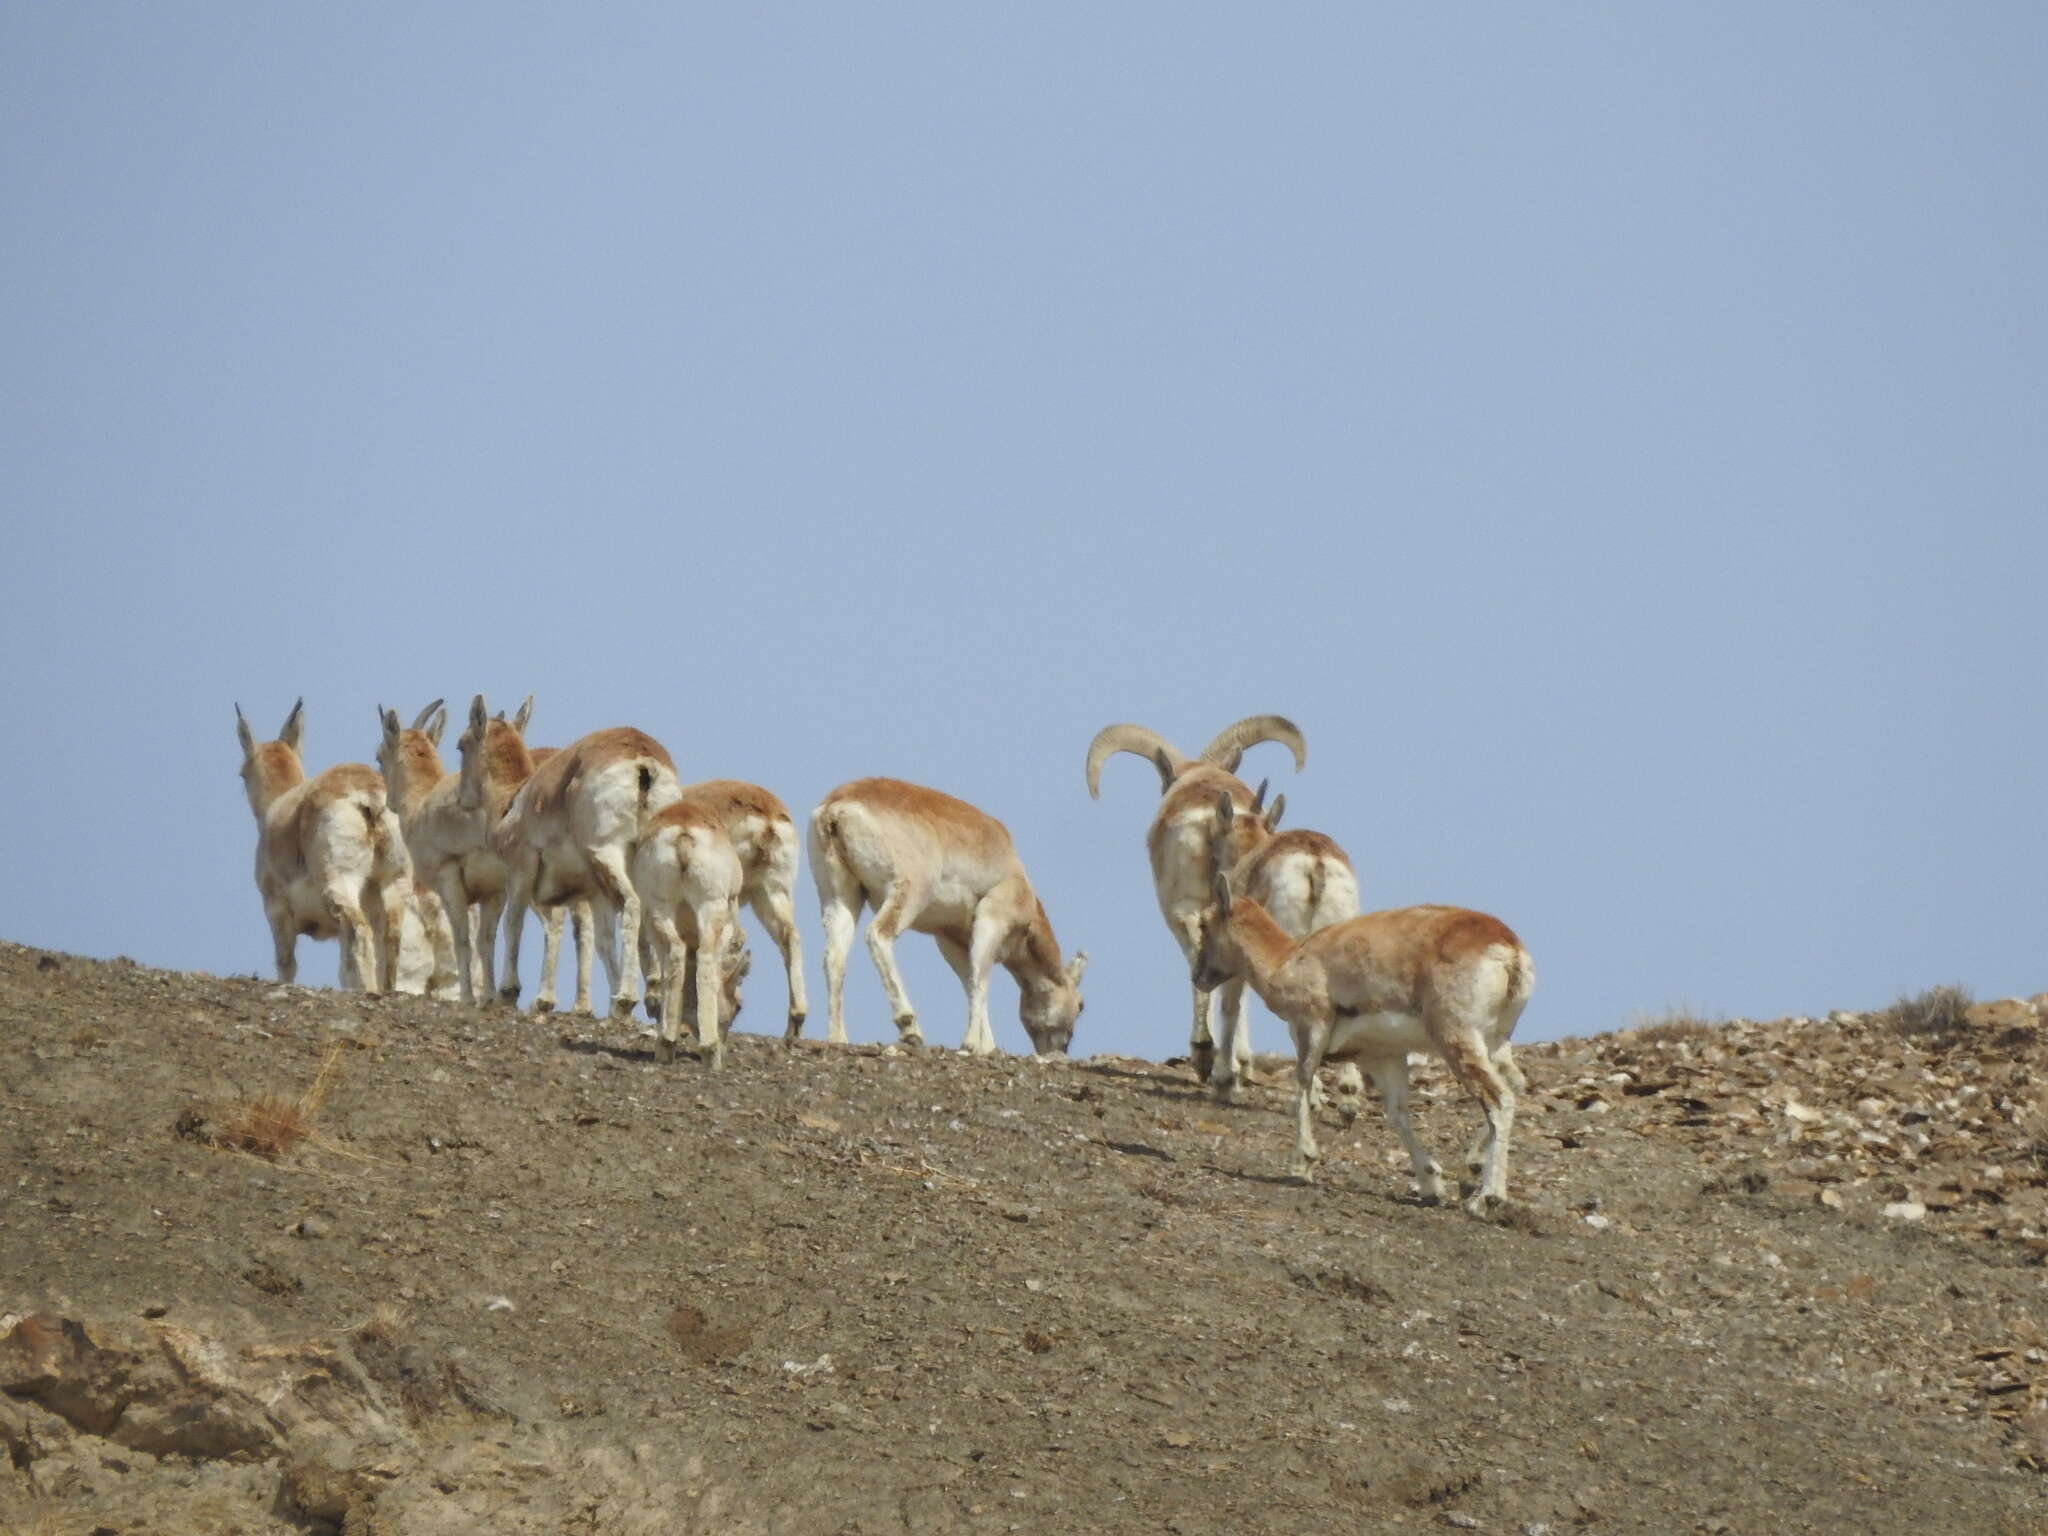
[3,5,2043,1055]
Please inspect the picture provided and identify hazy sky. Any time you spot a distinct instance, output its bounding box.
[3,5,2043,1058]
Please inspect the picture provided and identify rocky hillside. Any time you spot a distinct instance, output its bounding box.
[3,941,2045,1534]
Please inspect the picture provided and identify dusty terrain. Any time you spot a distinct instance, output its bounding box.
[4,939,2046,1534]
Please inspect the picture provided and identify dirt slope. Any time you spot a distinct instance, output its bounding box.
[3,941,2045,1534]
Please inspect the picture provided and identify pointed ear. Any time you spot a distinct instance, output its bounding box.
[513,694,535,735]
[410,698,444,732]
[1067,950,1088,987]
[1214,792,1234,828]
[1211,870,1232,914]
[469,694,489,735]
[1151,748,1176,793]
[235,704,256,761]
[1251,778,1268,813]
[424,704,447,748]
[379,706,402,748]
[279,698,305,753]
[1264,793,1285,833]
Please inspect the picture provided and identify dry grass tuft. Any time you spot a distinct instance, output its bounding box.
[353,1301,407,1346]
[1623,1009,1722,1047]
[215,1044,345,1160]
[1886,983,1974,1043]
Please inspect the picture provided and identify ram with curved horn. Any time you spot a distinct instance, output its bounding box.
[1083,716,1307,1091]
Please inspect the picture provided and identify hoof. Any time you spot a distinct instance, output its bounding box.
[1210,1076,1242,1106]
[1190,1042,1216,1085]
[704,1046,725,1071]
[611,995,640,1021]
[1464,1193,1507,1219]
[655,1036,675,1065]
[497,984,520,1005]
[533,996,556,1015]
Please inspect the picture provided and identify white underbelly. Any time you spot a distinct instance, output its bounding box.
[906,884,981,935]
[1325,1010,1431,1062]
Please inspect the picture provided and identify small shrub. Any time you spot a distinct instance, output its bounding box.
[214,1044,344,1160]
[1886,984,1974,1042]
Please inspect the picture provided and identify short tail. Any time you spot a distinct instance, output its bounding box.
[807,804,865,913]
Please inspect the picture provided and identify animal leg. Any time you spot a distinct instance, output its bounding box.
[649,913,686,1064]
[588,847,646,1017]
[332,898,375,994]
[750,887,809,1041]
[570,900,595,1014]
[265,899,297,986]
[473,893,503,1002]
[498,856,533,1005]
[1209,976,1252,1103]
[960,909,1008,1056]
[1289,1017,1333,1183]
[864,884,926,1046]
[694,905,729,1070]
[1441,1028,1517,1215]
[433,872,473,1005]
[1373,1055,1445,1204]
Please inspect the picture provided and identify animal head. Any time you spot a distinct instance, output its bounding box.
[1191,868,1244,992]
[457,694,536,812]
[375,700,446,790]
[1019,949,1088,1057]
[236,699,307,814]
[1209,785,1284,876]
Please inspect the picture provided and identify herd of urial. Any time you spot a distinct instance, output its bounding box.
[234,701,1534,1214]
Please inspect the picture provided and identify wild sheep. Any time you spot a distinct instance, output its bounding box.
[674,780,807,1038]
[809,778,1085,1056]
[514,738,596,1015]
[374,699,467,998]
[494,727,681,1016]
[633,797,747,1069]
[1209,793,1366,1109]
[1190,867,1532,1214]
[1084,716,1307,1085]
[236,700,411,993]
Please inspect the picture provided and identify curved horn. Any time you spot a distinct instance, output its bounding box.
[409,699,445,732]
[1085,724,1189,799]
[1197,715,1307,776]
